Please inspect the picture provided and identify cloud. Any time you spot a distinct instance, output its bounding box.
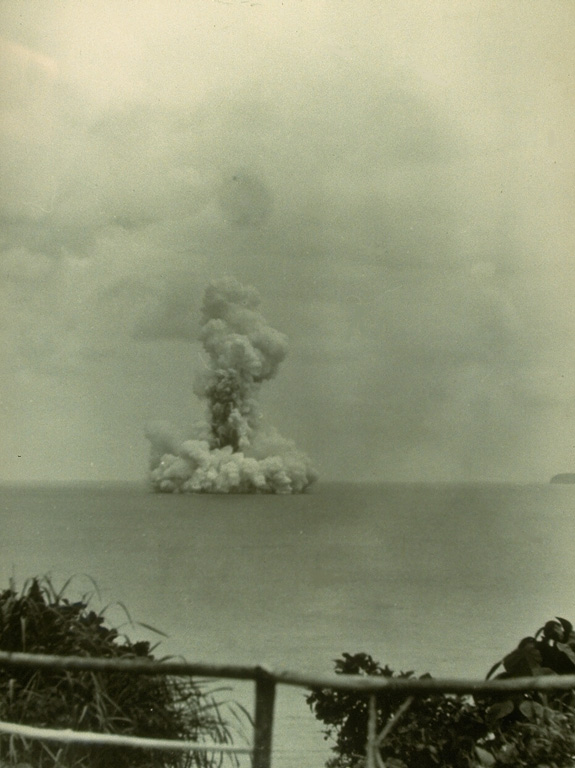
[0,1,573,481]
[217,169,273,227]
[131,273,204,342]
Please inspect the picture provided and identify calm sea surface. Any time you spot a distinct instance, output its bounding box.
[1,481,575,766]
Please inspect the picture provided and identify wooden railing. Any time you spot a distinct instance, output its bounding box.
[1,650,575,768]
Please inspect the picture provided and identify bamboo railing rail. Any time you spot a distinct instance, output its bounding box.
[1,650,575,768]
[0,651,262,680]
[3,651,575,693]
[0,721,253,754]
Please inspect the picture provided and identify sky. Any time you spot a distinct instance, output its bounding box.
[0,0,574,484]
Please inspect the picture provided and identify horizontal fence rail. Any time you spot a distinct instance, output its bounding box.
[1,650,575,768]
[3,651,575,693]
[0,651,262,680]
[0,721,253,754]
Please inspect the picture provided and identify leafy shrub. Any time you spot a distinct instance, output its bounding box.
[307,653,484,768]
[0,577,244,768]
[308,621,575,768]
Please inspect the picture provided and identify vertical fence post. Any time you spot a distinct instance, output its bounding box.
[253,672,276,768]
[366,695,377,768]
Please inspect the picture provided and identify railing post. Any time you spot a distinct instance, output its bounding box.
[253,671,276,768]
[366,695,377,768]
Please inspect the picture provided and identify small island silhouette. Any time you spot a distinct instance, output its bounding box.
[550,473,575,484]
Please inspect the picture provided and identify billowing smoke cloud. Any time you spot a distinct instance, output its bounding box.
[146,277,317,493]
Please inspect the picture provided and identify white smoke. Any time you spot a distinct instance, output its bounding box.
[146,277,318,494]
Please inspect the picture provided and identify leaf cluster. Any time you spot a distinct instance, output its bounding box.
[308,624,575,768]
[0,577,243,768]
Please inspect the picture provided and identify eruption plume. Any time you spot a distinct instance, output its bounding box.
[146,277,318,494]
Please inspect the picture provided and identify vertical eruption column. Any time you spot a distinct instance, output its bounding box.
[196,278,288,452]
[146,277,317,493]
[205,368,247,452]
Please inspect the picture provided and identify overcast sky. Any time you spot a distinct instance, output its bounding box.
[1,0,574,484]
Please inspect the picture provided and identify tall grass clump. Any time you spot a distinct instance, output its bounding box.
[0,576,246,768]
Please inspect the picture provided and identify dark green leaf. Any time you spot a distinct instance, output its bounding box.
[475,745,496,766]
[519,700,545,721]
[485,699,515,726]
[502,639,542,676]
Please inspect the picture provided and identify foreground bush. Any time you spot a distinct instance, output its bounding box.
[0,577,243,768]
[308,619,575,768]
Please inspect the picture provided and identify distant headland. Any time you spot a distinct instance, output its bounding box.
[550,473,575,484]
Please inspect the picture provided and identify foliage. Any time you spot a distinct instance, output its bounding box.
[305,653,424,766]
[307,653,484,768]
[0,577,244,768]
[307,621,575,768]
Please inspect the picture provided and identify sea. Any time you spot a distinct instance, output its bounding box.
[1,480,575,767]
